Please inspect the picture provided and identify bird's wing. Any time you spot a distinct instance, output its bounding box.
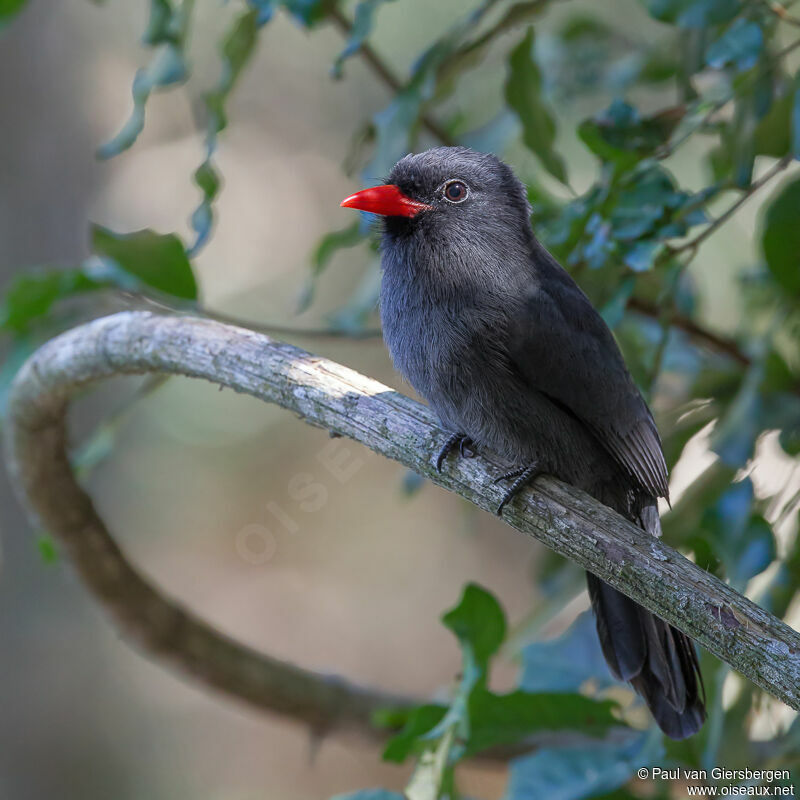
[507,254,669,499]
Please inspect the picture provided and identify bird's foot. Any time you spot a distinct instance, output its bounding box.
[494,460,544,515]
[435,432,475,472]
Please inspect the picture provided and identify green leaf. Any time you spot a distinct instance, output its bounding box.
[280,0,330,27]
[578,101,684,169]
[779,424,800,457]
[96,45,188,159]
[0,0,26,24]
[689,478,777,589]
[660,399,717,471]
[330,792,405,800]
[362,1,495,185]
[382,704,447,763]
[760,532,800,618]
[0,336,36,418]
[520,611,615,693]
[401,469,425,497]
[312,223,366,276]
[725,62,774,188]
[505,27,568,184]
[706,19,763,72]
[97,0,192,159]
[441,583,506,672]
[623,240,661,272]
[403,725,456,800]
[36,534,59,565]
[710,362,762,466]
[247,0,274,25]
[0,268,102,334]
[332,0,394,78]
[190,7,263,253]
[761,177,800,297]
[645,0,741,28]
[464,689,620,757]
[728,514,776,588]
[792,69,800,160]
[91,226,197,300]
[600,278,636,329]
[752,92,792,159]
[326,262,382,334]
[507,728,664,800]
[143,0,176,45]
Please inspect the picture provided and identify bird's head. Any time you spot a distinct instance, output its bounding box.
[340,147,533,253]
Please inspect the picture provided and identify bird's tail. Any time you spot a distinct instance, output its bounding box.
[586,496,705,739]
[587,574,705,739]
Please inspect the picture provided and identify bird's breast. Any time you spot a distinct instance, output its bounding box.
[380,271,520,436]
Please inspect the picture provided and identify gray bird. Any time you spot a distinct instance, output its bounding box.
[341,146,705,739]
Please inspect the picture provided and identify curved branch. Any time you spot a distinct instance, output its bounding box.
[5,312,800,751]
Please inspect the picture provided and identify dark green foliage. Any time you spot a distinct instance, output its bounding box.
[441,582,506,672]
[332,0,395,78]
[792,69,800,158]
[36,534,59,565]
[762,177,800,297]
[520,611,613,692]
[0,269,103,334]
[380,585,622,774]
[96,0,193,159]
[191,6,264,253]
[507,729,664,800]
[505,27,568,183]
[0,0,26,24]
[646,0,741,28]
[91,226,198,300]
[706,19,763,72]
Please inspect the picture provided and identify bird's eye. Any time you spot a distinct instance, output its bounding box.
[443,180,468,203]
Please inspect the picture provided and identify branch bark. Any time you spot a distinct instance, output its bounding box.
[5,311,800,750]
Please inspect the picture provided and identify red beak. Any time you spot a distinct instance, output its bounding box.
[340,184,432,218]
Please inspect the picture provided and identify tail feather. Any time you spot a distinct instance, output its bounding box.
[587,572,705,740]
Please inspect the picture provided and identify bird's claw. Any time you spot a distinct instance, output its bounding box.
[435,432,475,472]
[495,461,543,515]
[492,466,527,485]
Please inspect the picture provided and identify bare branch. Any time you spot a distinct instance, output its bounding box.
[5,312,800,753]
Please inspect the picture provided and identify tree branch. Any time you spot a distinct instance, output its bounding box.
[627,297,751,367]
[5,311,800,752]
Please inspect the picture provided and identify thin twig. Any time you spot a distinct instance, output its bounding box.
[763,0,800,27]
[627,297,750,366]
[670,155,793,256]
[117,290,382,340]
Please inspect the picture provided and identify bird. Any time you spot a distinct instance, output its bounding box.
[340,146,705,740]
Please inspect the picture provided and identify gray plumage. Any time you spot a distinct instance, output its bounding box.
[375,146,705,739]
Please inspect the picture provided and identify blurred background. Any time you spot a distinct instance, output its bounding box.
[1,1,798,798]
